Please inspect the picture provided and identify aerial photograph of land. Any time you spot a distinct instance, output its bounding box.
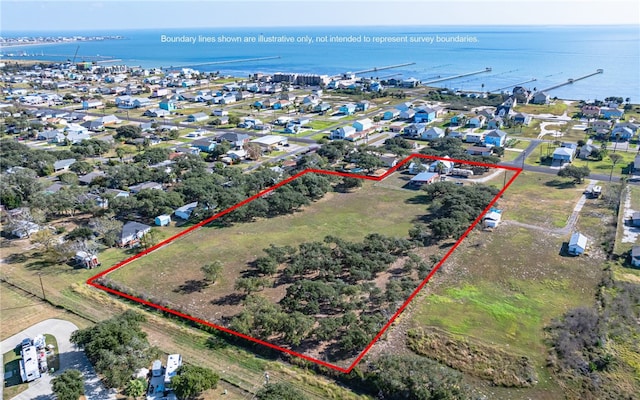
[1,0,639,399]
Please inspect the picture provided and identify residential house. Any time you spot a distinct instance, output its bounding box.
[355,100,370,112]
[567,232,588,255]
[144,108,171,118]
[191,138,217,152]
[552,147,575,164]
[313,103,332,113]
[159,100,177,111]
[410,172,439,186]
[590,120,612,134]
[353,118,373,132]
[414,107,436,123]
[611,122,639,141]
[339,103,357,115]
[403,123,427,138]
[466,115,485,129]
[513,113,532,126]
[155,215,171,226]
[11,221,40,239]
[74,251,100,269]
[379,154,398,168]
[212,109,228,117]
[82,100,103,110]
[133,98,152,108]
[219,132,250,149]
[331,126,358,140]
[401,77,420,88]
[486,116,504,129]
[428,156,454,174]
[450,114,466,127]
[81,119,105,132]
[399,109,416,120]
[54,158,76,172]
[250,135,288,151]
[119,221,151,247]
[467,146,492,156]
[531,91,550,105]
[395,101,414,111]
[45,182,65,194]
[421,127,445,141]
[465,132,485,144]
[174,202,198,220]
[187,112,208,123]
[485,129,508,147]
[599,107,624,119]
[78,171,106,185]
[581,105,600,118]
[408,161,427,174]
[578,144,595,159]
[512,86,531,104]
[496,97,517,116]
[129,181,163,193]
[631,212,640,227]
[37,129,61,141]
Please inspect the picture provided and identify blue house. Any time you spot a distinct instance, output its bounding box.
[313,103,331,113]
[339,103,357,115]
[356,101,370,112]
[450,114,465,126]
[467,116,485,128]
[175,202,198,220]
[191,138,217,152]
[159,100,176,111]
[414,107,436,123]
[552,147,575,163]
[486,117,504,129]
[600,108,624,119]
[568,232,588,255]
[484,130,508,147]
[383,110,400,120]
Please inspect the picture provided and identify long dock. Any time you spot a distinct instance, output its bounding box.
[164,56,281,70]
[489,78,537,93]
[539,69,603,92]
[352,62,416,75]
[421,67,492,85]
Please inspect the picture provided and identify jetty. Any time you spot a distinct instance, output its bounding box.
[489,78,538,93]
[164,56,281,70]
[539,69,603,92]
[421,67,492,85]
[352,62,416,75]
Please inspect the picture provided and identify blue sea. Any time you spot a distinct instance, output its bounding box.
[2,25,639,100]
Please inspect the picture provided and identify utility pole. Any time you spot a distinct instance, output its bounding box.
[38,273,46,300]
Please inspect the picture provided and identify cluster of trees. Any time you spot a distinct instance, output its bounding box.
[546,273,640,398]
[383,136,415,156]
[558,165,591,184]
[411,181,501,241]
[171,364,220,399]
[70,311,158,388]
[229,234,432,357]
[363,354,470,399]
[51,369,85,400]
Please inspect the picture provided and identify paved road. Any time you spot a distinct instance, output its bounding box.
[0,319,116,400]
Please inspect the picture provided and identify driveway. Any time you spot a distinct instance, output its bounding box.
[0,319,116,400]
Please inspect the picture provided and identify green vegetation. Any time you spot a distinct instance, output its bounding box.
[70,310,158,388]
[172,364,220,400]
[558,165,590,184]
[52,369,84,400]
[256,382,308,400]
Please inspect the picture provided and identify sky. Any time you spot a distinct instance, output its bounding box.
[1,0,639,32]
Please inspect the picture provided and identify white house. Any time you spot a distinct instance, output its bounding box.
[119,221,151,247]
[352,118,373,132]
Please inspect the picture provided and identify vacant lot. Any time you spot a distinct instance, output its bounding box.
[107,179,445,361]
[407,222,606,398]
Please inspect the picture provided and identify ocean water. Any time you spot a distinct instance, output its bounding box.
[2,25,639,100]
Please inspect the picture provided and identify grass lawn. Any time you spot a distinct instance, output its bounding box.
[505,138,531,150]
[108,180,431,323]
[497,171,587,228]
[515,102,568,116]
[502,149,522,162]
[307,120,337,130]
[506,119,541,138]
[309,132,330,142]
[571,150,637,178]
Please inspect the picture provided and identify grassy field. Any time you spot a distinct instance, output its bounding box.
[108,179,430,325]
[515,102,569,116]
[496,171,587,228]
[506,119,542,138]
[571,150,637,177]
[407,221,606,398]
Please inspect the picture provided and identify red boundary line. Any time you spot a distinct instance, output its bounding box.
[87,154,522,374]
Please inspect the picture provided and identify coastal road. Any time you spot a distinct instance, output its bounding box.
[0,319,116,400]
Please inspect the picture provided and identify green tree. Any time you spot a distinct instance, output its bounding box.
[171,365,219,400]
[256,382,308,400]
[201,260,223,283]
[124,378,147,399]
[115,125,142,140]
[52,369,84,400]
[558,165,590,184]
